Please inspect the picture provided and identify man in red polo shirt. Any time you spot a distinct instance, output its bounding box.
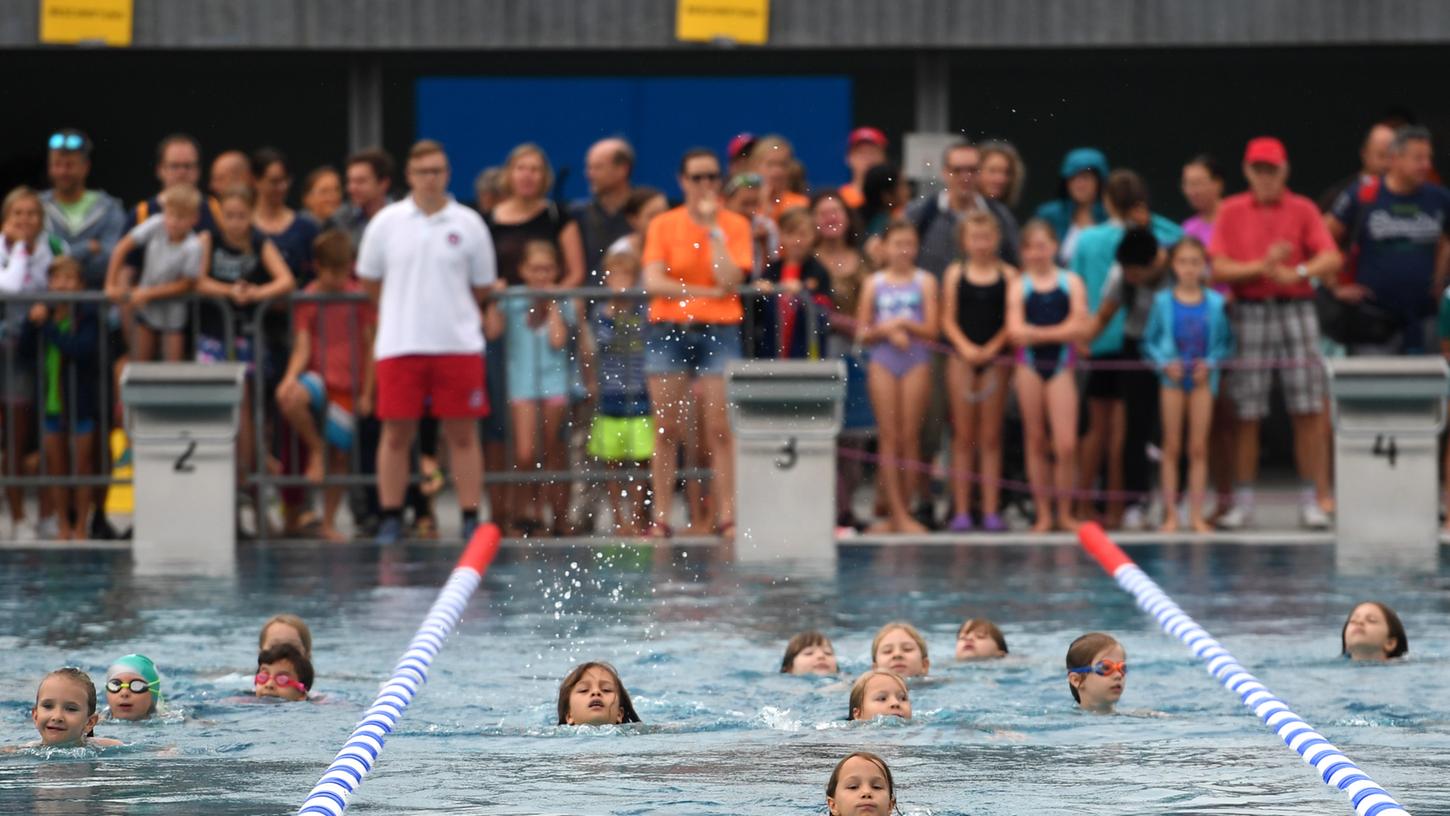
[1209,137,1342,531]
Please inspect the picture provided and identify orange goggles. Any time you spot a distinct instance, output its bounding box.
[1069,659,1127,677]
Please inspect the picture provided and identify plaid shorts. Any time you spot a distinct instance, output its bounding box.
[1228,299,1326,420]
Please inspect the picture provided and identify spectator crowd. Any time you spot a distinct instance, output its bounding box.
[2,117,1448,542]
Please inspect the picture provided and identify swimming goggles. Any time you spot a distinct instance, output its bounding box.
[1068,659,1128,677]
[48,132,87,151]
[254,671,309,694]
[105,678,158,694]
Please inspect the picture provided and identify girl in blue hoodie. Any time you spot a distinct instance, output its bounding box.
[1032,148,1109,267]
[1141,237,1232,532]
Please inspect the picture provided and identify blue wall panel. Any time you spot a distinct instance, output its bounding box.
[416,76,853,206]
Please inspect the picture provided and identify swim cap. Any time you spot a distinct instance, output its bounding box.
[107,654,163,705]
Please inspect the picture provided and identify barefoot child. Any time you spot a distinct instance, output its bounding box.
[854,221,939,533]
[485,240,576,535]
[1142,237,1232,532]
[20,257,100,539]
[941,211,1014,532]
[275,230,375,541]
[1007,220,1088,532]
[30,668,122,748]
[587,248,653,535]
[104,183,203,362]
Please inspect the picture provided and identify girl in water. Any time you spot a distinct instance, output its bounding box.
[825,751,900,816]
[870,621,930,678]
[854,221,939,533]
[1007,220,1088,532]
[780,631,839,675]
[1341,602,1408,661]
[104,654,163,721]
[1066,632,1127,714]
[556,662,642,725]
[955,618,1009,661]
[29,668,122,748]
[848,670,912,722]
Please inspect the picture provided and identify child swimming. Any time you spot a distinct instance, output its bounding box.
[871,621,930,677]
[104,654,162,721]
[259,613,313,659]
[1341,601,1408,662]
[848,670,912,722]
[780,631,839,675]
[1066,632,1126,714]
[556,662,641,726]
[255,643,313,702]
[31,668,121,748]
[954,618,1009,661]
[826,751,899,816]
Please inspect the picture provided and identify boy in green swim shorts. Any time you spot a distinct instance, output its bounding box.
[588,249,654,534]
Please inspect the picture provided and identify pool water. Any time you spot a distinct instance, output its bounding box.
[2,541,1447,815]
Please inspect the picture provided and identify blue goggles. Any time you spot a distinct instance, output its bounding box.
[49,132,88,152]
[1068,659,1127,677]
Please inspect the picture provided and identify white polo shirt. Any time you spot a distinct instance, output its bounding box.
[356,196,497,361]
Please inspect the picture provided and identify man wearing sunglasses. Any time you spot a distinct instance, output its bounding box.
[40,129,125,291]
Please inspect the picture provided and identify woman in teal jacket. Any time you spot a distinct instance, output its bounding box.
[1140,238,1233,532]
[1032,147,1109,266]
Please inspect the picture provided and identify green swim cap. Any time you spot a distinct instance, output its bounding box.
[107,654,163,705]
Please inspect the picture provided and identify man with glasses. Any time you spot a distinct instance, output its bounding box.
[907,140,1021,280]
[357,139,496,546]
[640,148,752,539]
[40,129,125,291]
[1210,137,1341,531]
[128,133,216,233]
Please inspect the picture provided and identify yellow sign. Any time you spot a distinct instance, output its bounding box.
[676,0,769,45]
[39,0,133,47]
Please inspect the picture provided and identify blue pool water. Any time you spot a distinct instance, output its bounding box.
[2,541,1447,815]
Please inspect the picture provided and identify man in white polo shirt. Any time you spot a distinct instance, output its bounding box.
[357,139,497,544]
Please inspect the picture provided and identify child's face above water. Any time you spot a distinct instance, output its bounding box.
[105,673,154,720]
[566,666,623,725]
[852,674,911,722]
[873,628,928,677]
[790,642,838,675]
[1071,643,1126,712]
[32,676,98,745]
[260,622,306,656]
[255,659,308,702]
[955,627,1005,661]
[828,755,895,816]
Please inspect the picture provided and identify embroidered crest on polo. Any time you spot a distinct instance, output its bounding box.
[447,231,461,246]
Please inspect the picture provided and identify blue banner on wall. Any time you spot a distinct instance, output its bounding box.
[416,76,853,206]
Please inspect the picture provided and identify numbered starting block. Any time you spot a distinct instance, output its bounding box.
[120,363,247,575]
[1328,356,1449,572]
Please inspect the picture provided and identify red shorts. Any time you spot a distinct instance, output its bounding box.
[375,354,490,421]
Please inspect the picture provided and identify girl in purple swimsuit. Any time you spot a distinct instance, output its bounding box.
[854,221,939,533]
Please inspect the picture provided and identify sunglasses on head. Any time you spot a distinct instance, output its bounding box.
[105,678,156,694]
[48,132,87,152]
[255,671,308,694]
[1069,659,1127,677]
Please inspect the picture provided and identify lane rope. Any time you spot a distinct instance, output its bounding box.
[296,524,502,816]
[1077,522,1411,816]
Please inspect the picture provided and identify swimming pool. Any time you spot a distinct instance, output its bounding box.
[2,541,1446,815]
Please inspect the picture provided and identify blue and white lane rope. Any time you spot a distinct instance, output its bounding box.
[1078,523,1411,816]
[297,524,502,816]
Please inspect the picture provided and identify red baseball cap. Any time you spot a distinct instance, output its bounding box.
[727,132,757,160]
[848,126,888,150]
[1243,137,1288,167]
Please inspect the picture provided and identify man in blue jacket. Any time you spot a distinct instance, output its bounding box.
[40,129,125,291]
